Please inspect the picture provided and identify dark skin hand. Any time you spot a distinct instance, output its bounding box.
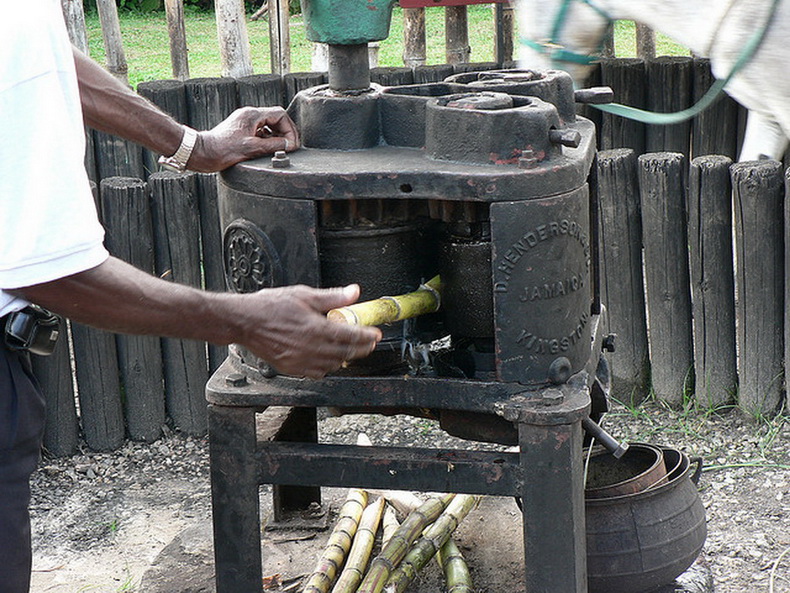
[72,47,300,171]
[15,258,381,379]
[12,49,381,378]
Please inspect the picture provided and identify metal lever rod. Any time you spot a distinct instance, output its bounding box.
[582,417,629,458]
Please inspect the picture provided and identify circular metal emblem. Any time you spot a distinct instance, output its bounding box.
[223,219,283,293]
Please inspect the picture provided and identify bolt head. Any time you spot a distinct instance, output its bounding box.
[225,373,248,387]
[271,151,291,169]
[541,388,565,406]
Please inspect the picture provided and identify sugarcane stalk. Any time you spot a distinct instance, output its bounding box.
[383,495,479,593]
[330,497,386,593]
[381,504,400,548]
[327,275,441,326]
[437,538,474,593]
[356,493,455,593]
[302,489,368,593]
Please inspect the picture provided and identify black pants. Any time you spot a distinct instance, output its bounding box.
[0,344,45,593]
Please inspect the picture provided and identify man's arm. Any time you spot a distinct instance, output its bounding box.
[15,258,381,379]
[72,47,299,172]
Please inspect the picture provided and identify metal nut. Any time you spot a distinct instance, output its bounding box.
[541,388,565,406]
[518,148,538,169]
[225,373,248,387]
[271,150,291,168]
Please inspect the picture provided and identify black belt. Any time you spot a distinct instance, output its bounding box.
[2,306,61,356]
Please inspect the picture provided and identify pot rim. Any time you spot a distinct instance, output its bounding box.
[585,447,700,505]
[585,442,667,498]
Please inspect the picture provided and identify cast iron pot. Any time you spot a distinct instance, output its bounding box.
[585,443,668,499]
[585,448,706,593]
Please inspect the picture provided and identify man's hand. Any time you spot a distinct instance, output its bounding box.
[16,258,380,380]
[73,47,300,173]
[235,284,381,378]
[188,106,301,172]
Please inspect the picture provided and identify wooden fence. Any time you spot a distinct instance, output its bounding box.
[33,57,788,455]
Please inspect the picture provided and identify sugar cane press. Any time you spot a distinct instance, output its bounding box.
[206,2,619,592]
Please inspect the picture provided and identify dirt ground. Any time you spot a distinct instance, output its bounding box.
[28,401,789,593]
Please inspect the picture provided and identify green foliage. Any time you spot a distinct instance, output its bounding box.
[118,0,161,12]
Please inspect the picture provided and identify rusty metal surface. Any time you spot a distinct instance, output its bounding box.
[491,186,593,384]
[222,123,595,202]
[209,66,607,593]
[256,442,521,495]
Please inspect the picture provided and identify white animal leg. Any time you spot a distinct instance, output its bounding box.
[739,111,788,161]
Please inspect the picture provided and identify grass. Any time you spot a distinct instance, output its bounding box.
[83,8,688,88]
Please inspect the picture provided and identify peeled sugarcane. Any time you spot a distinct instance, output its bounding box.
[436,538,474,593]
[383,494,480,593]
[327,275,441,326]
[330,497,386,593]
[356,493,455,593]
[302,489,368,593]
[381,504,400,548]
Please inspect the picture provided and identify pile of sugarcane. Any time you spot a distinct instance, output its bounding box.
[300,487,479,593]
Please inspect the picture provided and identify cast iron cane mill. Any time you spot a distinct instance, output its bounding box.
[205,1,622,592]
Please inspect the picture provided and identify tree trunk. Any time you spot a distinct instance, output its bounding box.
[402,8,426,68]
[95,0,129,85]
[269,0,291,75]
[215,0,253,78]
[165,0,190,80]
[445,6,470,65]
[60,0,89,53]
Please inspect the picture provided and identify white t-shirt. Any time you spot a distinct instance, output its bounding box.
[0,0,109,317]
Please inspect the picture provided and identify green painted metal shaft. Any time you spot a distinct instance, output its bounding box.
[300,0,399,44]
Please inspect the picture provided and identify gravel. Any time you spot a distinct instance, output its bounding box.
[28,402,789,593]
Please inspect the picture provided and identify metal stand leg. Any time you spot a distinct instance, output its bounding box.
[272,407,321,522]
[513,387,589,593]
[209,404,262,593]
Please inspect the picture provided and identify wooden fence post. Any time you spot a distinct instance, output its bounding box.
[402,8,427,68]
[269,0,291,75]
[100,177,166,442]
[92,130,146,181]
[445,6,471,65]
[638,152,694,407]
[184,77,239,130]
[137,79,189,175]
[413,64,455,84]
[691,58,740,160]
[494,2,515,65]
[71,321,126,451]
[32,322,79,457]
[95,0,129,85]
[646,56,693,158]
[283,72,327,106]
[60,0,89,53]
[195,173,229,373]
[785,167,790,417]
[215,0,254,78]
[149,172,209,436]
[635,24,655,60]
[237,73,286,107]
[732,160,785,417]
[599,58,646,155]
[688,156,737,409]
[596,149,650,404]
[164,0,190,80]
[370,67,414,87]
[69,182,125,452]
